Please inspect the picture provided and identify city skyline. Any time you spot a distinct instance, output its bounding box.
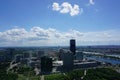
[0,0,120,46]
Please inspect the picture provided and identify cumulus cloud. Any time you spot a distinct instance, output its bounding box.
[52,2,61,11]
[30,27,49,37]
[89,0,95,5]
[52,2,82,16]
[60,2,72,14]
[0,27,120,46]
[0,28,27,42]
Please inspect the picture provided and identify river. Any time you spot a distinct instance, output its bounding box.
[87,56,120,65]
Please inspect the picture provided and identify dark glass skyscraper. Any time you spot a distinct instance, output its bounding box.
[41,56,52,72]
[70,39,76,55]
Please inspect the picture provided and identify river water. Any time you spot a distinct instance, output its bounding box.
[87,56,120,65]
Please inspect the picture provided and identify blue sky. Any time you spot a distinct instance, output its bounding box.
[0,0,120,46]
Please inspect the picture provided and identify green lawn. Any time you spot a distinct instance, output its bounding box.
[44,68,120,80]
[17,74,40,80]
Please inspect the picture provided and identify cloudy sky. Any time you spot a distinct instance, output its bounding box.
[0,0,120,46]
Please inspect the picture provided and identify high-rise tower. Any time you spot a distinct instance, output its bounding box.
[70,39,76,55]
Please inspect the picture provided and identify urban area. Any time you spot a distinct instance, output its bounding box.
[0,39,120,80]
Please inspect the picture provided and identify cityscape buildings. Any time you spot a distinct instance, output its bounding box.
[70,39,76,55]
[41,56,52,73]
[0,39,105,75]
[61,50,74,71]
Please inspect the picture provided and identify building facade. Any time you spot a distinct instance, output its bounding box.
[70,39,76,55]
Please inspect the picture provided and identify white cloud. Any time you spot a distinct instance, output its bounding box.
[60,2,72,14]
[89,0,95,5]
[0,27,120,46]
[52,2,82,16]
[70,4,80,16]
[52,2,61,11]
[1,28,27,41]
[30,27,49,37]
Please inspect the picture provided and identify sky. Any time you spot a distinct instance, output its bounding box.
[0,0,120,46]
